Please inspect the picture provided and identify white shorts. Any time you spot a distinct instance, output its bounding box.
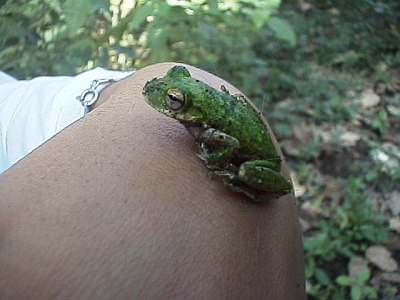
[0,68,134,174]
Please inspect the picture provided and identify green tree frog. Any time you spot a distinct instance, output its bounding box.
[143,66,293,201]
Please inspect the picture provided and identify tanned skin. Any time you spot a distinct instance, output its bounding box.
[0,63,305,299]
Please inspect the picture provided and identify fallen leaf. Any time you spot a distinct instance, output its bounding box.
[377,61,388,72]
[380,272,400,284]
[388,191,400,215]
[339,131,361,147]
[281,139,302,156]
[387,105,400,118]
[299,217,311,232]
[389,217,400,233]
[388,70,400,92]
[328,7,340,16]
[382,143,400,160]
[366,246,399,272]
[359,88,380,108]
[375,81,387,95]
[293,123,313,142]
[290,171,306,198]
[294,183,306,198]
[301,201,321,217]
[313,124,334,142]
[323,180,345,204]
[348,256,369,279]
[312,169,325,186]
[297,0,312,12]
[371,192,384,213]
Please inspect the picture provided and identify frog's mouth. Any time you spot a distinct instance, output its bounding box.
[143,79,163,96]
[143,79,166,106]
[161,110,202,123]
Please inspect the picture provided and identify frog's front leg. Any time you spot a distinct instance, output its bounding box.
[198,128,240,169]
[238,160,293,194]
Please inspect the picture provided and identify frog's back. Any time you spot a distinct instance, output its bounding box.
[193,84,278,160]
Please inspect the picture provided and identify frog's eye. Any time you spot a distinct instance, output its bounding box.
[165,89,185,110]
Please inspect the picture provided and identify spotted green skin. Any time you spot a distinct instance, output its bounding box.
[143,66,292,201]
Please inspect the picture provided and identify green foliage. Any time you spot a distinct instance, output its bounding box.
[122,0,296,98]
[0,0,110,77]
[265,16,296,47]
[289,0,400,70]
[131,0,281,66]
[0,0,296,81]
[249,0,399,131]
[336,269,378,300]
[301,173,389,299]
[370,108,389,134]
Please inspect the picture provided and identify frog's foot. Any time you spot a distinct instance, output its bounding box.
[198,128,240,168]
[220,177,289,201]
[238,160,293,195]
[206,170,257,200]
[207,167,286,201]
[197,152,221,170]
[254,191,291,201]
[223,180,258,200]
[207,167,237,179]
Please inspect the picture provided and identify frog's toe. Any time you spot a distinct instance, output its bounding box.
[209,170,235,179]
[222,180,258,200]
[255,191,291,201]
[207,170,221,179]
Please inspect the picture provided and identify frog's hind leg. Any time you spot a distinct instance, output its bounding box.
[238,160,293,194]
[225,177,286,201]
[207,162,291,201]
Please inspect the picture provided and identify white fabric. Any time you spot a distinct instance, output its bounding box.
[0,68,133,174]
[0,71,17,85]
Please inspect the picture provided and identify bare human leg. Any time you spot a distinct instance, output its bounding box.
[0,63,305,299]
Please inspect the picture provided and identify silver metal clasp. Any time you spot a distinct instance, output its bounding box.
[77,78,116,114]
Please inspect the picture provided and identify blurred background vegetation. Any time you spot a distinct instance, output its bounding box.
[1,0,399,298]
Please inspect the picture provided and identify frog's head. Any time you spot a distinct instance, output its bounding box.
[143,65,203,122]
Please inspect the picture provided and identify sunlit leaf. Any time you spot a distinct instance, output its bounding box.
[250,10,271,28]
[63,0,97,36]
[207,0,218,11]
[266,16,296,47]
[351,286,362,300]
[336,275,351,286]
[128,4,153,31]
[315,268,330,285]
[357,269,370,282]
[92,0,109,10]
